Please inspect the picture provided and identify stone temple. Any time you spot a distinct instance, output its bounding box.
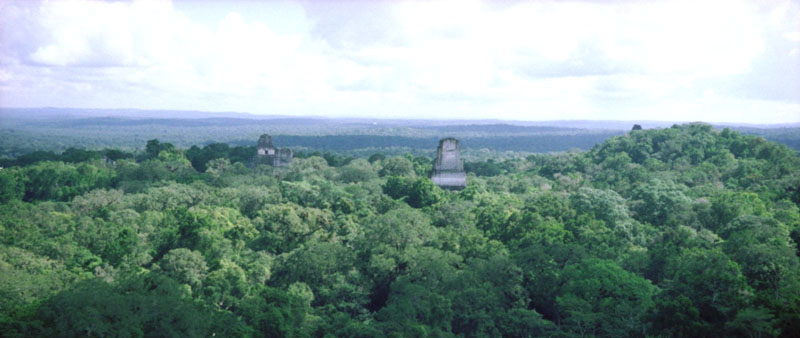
[430,137,466,190]
[254,134,293,167]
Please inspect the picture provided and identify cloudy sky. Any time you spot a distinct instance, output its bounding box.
[1,0,799,123]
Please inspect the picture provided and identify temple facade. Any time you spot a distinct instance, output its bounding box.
[430,137,466,190]
[253,134,293,167]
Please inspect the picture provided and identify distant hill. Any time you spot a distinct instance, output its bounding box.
[1,107,798,158]
[4,107,798,128]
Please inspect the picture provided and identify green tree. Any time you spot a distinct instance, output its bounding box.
[383,176,412,200]
[379,157,415,177]
[630,178,692,226]
[238,285,309,338]
[374,278,454,337]
[406,178,442,208]
[35,274,248,337]
[203,259,250,312]
[270,241,368,316]
[339,158,378,183]
[0,167,24,203]
[253,203,330,254]
[22,161,114,201]
[450,254,555,337]
[145,139,175,159]
[158,248,209,291]
[654,248,753,335]
[358,207,437,312]
[557,258,656,337]
[708,191,768,231]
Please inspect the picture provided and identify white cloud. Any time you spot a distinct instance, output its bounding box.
[29,0,173,66]
[0,0,798,123]
[388,0,765,78]
[785,32,800,42]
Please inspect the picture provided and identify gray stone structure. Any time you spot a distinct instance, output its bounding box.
[274,148,293,167]
[430,137,466,190]
[254,134,293,167]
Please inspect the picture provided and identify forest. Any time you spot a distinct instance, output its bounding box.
[3,108,799,160]
[1,123,800,337]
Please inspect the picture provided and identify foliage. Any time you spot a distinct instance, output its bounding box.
[1,124,799,337]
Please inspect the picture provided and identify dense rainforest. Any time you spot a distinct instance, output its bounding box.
[1,123,799,337]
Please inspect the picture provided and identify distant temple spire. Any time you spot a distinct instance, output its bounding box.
[430,137,466,190]
[254,134,292,167]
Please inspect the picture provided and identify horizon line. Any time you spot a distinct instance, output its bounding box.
[2,106,799,127]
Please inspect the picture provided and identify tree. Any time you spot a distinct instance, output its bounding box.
[0,246,79,332]
[158,248,209,291]
[654,248,752,334]
[0,167,24,203]
[203,259,250,312]
[383,176,412,200]
[238,285,309,338]
[721,215,800,335]
[708,191,768,231]
[205,158,232,177]
[21,161,114,201]
[570,187,648,245]
[234,185,281,219]
[630,178,692,226]
[358,207,437,311]
[379,157,415,177]
[374,278,454,337]
[270,241,367,316]
[145,139,175,159]
[368,153,386,163]
[650,294,710,338]
[60,147,101,163]
[35,274,248,337]
[449,254,555,337]
[557,258,656,337]
[726,307,779,338]
[253,203,330,254]
[406,178,442,209]
[339,159,378,183]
